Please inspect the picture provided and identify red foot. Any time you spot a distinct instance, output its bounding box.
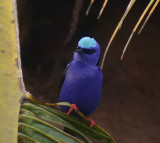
[87,117,95,128]
[67,104,78,115]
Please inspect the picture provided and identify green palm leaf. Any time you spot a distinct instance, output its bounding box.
[18,101,116,143]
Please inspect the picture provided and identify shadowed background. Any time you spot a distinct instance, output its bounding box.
[17,0,160,142]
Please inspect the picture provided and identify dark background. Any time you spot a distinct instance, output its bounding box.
[17,0,160,142]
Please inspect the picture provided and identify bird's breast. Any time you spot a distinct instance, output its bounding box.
[66,61,101,80]
[60,62,103,115]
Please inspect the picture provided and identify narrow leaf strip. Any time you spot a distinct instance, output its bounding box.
[25,93,72,107]
[20,108,36,117]
[97,0,109,19]
[19,123,61,143]
[86,0,95,15]
[138,0,159,34]
[101,0,136,69]
[121,0,155,60]
[24,92,47,105]
[45,102,72,107]
[18,133,39,143]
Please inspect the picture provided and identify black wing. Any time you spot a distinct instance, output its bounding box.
[59,63,70,90]
[96,56,101,66]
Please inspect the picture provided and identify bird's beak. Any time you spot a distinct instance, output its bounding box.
[75,48,84,54]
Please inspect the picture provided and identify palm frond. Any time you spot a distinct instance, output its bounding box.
[121,0,155,60]
[101,0,136,69]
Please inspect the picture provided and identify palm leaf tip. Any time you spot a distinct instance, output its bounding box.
[97,0,109,19]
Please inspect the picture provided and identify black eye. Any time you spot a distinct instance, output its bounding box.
[83,49,96,55]
[76,47,96,55]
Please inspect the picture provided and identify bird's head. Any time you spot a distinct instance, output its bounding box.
[73,37,100,65]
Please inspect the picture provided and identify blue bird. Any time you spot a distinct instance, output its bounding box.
[59,37,103,127]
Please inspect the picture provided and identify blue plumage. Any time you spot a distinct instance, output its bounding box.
[59,37,103,116]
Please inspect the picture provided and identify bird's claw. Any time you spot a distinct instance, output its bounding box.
[67,104,78,115]
[87,117,95,128]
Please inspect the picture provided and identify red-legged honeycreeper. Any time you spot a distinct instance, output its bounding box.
[59,37,103,127]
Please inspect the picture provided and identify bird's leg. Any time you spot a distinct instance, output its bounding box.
[87,117,95,128]
[67,104,78,115]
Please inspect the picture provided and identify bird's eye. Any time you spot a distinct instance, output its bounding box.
[76,47,96,54]
[83,49,96,55]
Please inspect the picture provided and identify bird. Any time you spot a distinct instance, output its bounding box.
[59,37,103,127]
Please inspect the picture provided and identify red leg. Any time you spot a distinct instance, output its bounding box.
[87,117,95,128]
[67,104,78,115]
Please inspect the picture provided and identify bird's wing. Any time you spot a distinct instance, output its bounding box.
[59,63,70,90]
[96,56,101,66]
